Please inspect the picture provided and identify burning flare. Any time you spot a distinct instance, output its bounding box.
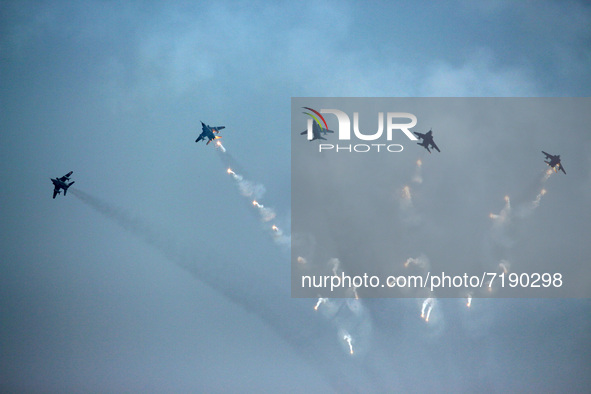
[227,168,243,181]
[314,297,328,311]
[343,333,354,355]
[531,188,547,209]
[215,140,226,153]
[421,298,435,322]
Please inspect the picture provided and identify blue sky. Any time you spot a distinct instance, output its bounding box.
[1,1,590,391]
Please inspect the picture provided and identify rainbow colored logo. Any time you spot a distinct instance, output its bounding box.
[302,107,328,131]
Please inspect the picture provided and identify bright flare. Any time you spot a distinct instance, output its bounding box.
[314,297,327,311]
[343,334,354,355]
[421,298,434,322]
[215,141,226,152]
[531,188,548,209]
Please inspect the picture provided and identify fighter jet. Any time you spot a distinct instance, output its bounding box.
[196,122,225,145]
[542,151,566,174]
[300,121,334,141]
[51,171,75,199]
[414,129,440,153]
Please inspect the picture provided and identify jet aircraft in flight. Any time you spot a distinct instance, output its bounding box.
[413,129,440,153]
[300,121,334,141]
[196,122,225,145]
[542,151,566,174]
[51,171,75,199]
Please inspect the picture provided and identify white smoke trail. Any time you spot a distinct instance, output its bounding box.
[403,255,430,270]
[398,184,422,225]
[227,168,242,181]
[516,169,553,217]
[498,259,510,274]
[252,200,277,222]
[227,168,274,222]
[489,195,511,224]
[215,140,226,153]
[224,161,287,245]
[400,185,413,206]
[421,298,435,322]
[270,224,290,245]
[343,332,354,355]
[532,188,547,208]
[329,258,340,276]
[412,159,423,184]
[226,167,266,199]
[543,168,554,182]
[314,297,328,311]
[352,286,359,300]
[239,181,266,199]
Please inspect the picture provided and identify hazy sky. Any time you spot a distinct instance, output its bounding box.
[1,1,590,392]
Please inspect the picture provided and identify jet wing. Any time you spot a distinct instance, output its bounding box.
[53,188,58,199]
[59,171,73,181]
[196,134,204,143]
[431,141,441,152]
[414,132,425,140]
[542,151,552,159]
[211,126,225,133]
[559,163,566,174]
